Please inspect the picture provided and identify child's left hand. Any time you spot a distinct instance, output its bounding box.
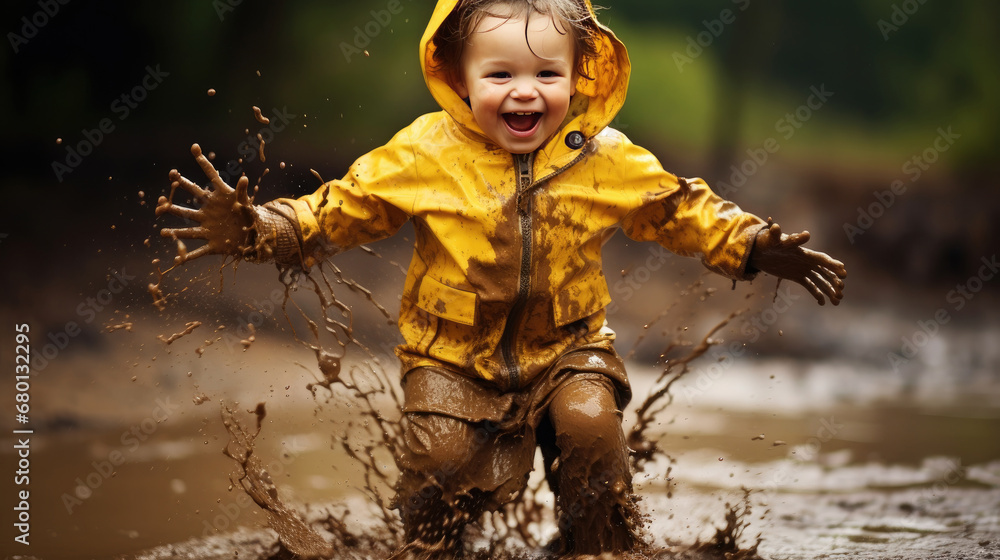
[748,222,847,306]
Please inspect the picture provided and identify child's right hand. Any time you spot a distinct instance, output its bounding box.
[156,143,256,264]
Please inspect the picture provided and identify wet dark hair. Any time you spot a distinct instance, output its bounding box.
[432,0,601,86]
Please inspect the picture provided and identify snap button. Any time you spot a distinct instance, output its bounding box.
[565,131,585,149]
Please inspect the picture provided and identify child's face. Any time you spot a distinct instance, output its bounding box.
[454,12,576,154]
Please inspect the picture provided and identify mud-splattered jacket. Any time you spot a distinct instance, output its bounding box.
[258,0,766,390]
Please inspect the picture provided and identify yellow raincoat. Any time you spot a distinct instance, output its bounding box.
[262,0,766,390]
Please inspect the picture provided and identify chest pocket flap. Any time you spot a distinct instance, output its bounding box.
[416,275,478,326]
[552,270,612,327]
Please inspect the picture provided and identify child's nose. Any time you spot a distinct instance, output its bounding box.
[510,78,538,99]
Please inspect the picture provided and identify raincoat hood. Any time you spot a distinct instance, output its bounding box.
[419,0,630,145]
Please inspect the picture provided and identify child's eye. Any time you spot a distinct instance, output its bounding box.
[487,71,511,79]
[538,70,560,78]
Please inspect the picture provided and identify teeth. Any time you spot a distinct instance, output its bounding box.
[512,112,536,115]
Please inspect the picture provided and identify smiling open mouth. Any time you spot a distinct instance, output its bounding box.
[502,112,542,134]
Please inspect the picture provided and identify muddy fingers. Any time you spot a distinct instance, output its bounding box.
[167,169,209,201]
[191,143,234,193]
[817,266,846,305]
[176,243,211,264]
[785,229,810,247]
[799,274,827,306]
[159,226,207,240]
[155,201,199,220]
[234,174,252,206]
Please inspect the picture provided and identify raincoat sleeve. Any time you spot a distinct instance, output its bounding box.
[260,124,421,269]
[616,133,767,281]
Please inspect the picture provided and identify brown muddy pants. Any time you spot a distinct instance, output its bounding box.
[393,348,638,557]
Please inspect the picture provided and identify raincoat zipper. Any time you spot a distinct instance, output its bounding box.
[500,152,535,389]
[499,145,589,389]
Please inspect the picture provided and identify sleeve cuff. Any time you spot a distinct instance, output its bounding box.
[250,202,305,267]
[739,222,771,280]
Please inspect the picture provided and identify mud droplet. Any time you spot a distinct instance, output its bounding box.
[752,434,765,441]
[148,282,167,311]
[207,88,216,96]
[318,351,341,381]
[56,137,63,145]
[240,324,257,350]
[252,106,270,125]
[158,321,202,345]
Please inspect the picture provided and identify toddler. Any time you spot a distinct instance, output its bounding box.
[158,0,846,556]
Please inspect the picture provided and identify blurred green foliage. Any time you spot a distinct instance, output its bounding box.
[2,0,997,182]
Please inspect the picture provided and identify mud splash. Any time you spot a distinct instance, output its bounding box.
[203,260,408,558]
[198,261,765,559]
[623,306,765,559]
[628,309,743,473]
[690,488,763,559]
[281,261,405,537]
[221,402,333,559]
[158,320,202,345]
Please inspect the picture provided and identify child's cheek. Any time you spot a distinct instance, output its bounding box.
[482,82,502,99]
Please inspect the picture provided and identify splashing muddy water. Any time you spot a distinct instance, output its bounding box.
[220,402,333,559]
[137,247,770,559]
